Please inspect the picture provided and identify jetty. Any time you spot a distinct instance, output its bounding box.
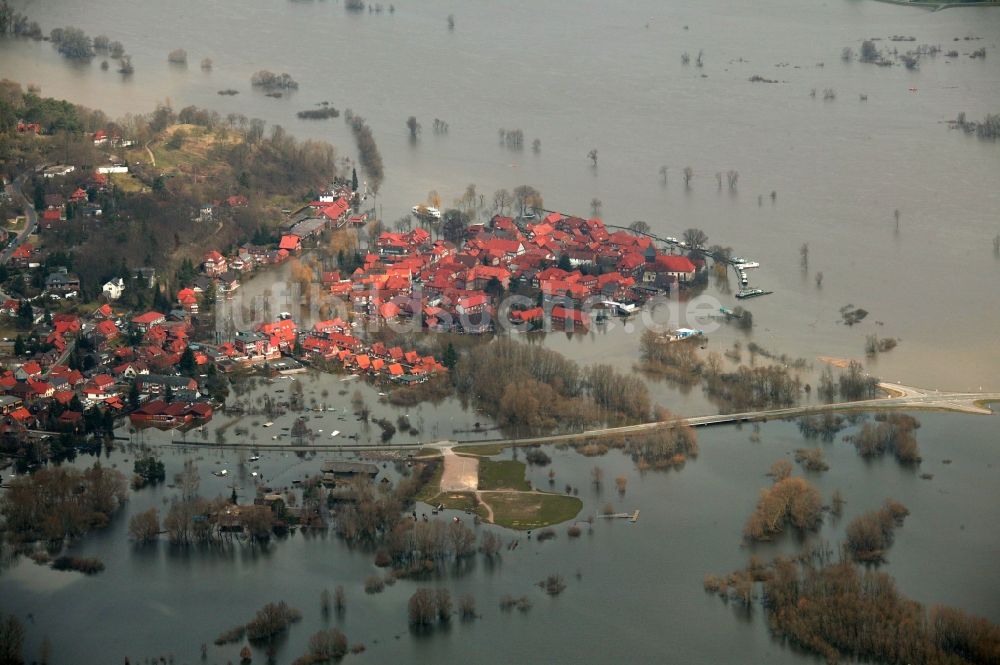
[601,510,640,523]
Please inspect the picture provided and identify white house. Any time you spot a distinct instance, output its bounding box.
[42,165,75,178]
[102,277,125,301]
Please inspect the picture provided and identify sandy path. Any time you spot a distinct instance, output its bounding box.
[440,446,479,492]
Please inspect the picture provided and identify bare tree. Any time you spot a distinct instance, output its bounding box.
[800,243,809,271]
[629,220,650,236]
[716,172,723,190]
[590,198,602,217]
[447,14,455,30]
[727,170,739,190]
[492,188,512,215]
[588,149,598,166]
[128,508,160,542]
[532,138,541,153]
[591,465,604,489]
[681,52,690,65]
[683,166,693,188]
[893,209,900,231]
[406,116,421,139]
[659,165,668,185]
[683,228,708,249]
[815,271,824,288]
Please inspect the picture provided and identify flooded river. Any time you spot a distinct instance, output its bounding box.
[1,0,999,661]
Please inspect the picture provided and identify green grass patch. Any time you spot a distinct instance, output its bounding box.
[481,491,582,530]
[414,460,444,504]
[453,442,510,456]
[414,447,441,458]
[477,459,530,491]
[418,490,489,519]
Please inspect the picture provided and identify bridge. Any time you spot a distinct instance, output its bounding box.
[164,383,998,453]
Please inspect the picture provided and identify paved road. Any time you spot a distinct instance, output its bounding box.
[163,383,999,453]
[2,175,38,266]
[0,175,39,306]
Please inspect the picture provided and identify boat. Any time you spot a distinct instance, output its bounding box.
[734,261,760,270]
[249,455,261,462]
[263,422,274,428]
[411,205,442,220]
[735,288,773,299]
[213,469,228,477]
[330,430,340,438]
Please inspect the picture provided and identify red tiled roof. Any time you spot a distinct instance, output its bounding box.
[656,255,696,273]
[279,235,301,251]
[133,311,165,325]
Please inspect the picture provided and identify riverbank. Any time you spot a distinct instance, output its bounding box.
[871,0,1000,9]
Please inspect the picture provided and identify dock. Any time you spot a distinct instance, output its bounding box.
[600,509,640,523]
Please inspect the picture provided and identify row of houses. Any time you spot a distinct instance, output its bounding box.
[0,301,219,436]
[315,212,702,333]
[215,315,447,382]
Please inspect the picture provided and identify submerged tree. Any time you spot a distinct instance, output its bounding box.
[406,115,421,139]
[629,220,650,236]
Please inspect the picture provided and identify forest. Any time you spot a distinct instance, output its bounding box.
[452,338,651,435]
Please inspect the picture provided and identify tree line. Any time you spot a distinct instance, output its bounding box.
[1,462,127,544]
[452,339,651,435]
[344,109,384,192]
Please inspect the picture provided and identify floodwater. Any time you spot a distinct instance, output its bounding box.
[3,0,999,393]
[1,0,999,662]
[2,411,999,664]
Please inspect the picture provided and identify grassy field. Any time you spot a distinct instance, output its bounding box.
[150,125,239,180]
[109,172,145,194]
[414,447,442,458]
[453,442,510,456]
[481,491,583,530]
[414,460,444,504]
[477,459,531,491]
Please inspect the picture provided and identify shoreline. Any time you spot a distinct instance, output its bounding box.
[870,0,1000,9]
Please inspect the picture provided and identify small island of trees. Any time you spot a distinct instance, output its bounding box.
[251,70,299,91]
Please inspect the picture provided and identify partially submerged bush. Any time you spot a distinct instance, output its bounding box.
[845,500,909,563]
